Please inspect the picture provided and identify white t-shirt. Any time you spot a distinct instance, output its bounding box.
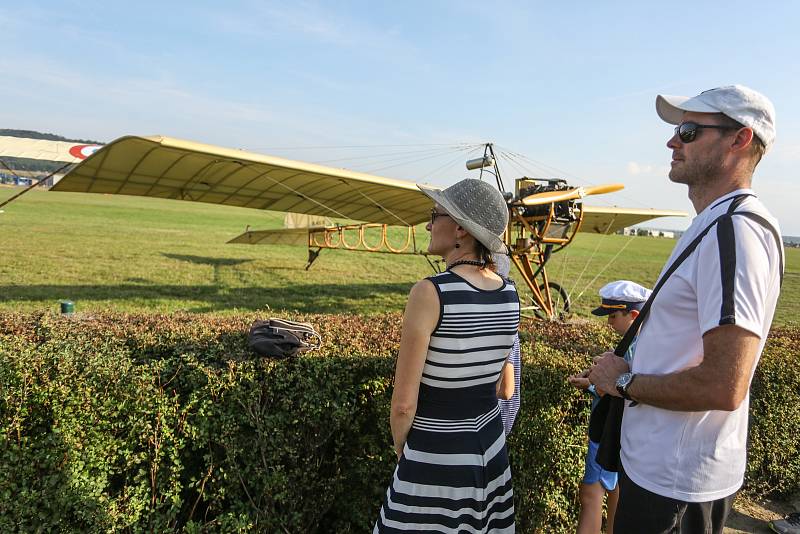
[621,189,783,503]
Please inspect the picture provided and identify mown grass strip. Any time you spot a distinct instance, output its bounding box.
[1,187,797,324]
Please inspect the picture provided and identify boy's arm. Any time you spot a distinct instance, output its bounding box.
[496,361,515,400]
[568,369,603,399]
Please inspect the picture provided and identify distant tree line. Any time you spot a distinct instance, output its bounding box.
[0,157,67,175]
[0,128,103,145]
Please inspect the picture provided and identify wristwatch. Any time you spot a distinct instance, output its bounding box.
[615,372,636,401]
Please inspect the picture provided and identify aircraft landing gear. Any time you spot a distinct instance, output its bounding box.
[305,248,322,270]
[531,282,571,321]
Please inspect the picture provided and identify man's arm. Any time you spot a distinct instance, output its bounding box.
[588,325,761,411]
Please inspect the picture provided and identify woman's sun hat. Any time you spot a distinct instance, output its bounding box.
[418,178,509,253]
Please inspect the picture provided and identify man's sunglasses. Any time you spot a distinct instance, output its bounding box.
[430,209,451,224]
[675,121,739,143]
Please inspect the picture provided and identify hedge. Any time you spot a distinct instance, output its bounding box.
[0,312,798,532]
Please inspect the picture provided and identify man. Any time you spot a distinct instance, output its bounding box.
[589,85,784,533]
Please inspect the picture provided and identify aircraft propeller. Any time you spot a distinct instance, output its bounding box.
[517,183,625,206]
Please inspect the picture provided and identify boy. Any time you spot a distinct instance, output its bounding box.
[568,280,651,534]
[494,254,521,435]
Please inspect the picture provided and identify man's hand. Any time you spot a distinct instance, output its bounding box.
[567,369,591,390]
[588,352,630,398]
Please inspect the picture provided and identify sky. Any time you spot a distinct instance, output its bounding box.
[2,1,799,233]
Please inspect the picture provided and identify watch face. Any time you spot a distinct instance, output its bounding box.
[616,372,632,389]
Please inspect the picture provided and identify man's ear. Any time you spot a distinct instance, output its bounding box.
[730,127,755,154]
[629,309,640,320]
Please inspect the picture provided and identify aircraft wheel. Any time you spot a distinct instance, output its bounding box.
[533,282,571,321]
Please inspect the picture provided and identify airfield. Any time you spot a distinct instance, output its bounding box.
[2,184,799,532]
[1,185,797,325]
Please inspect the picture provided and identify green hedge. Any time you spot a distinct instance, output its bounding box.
[0,313,798,532]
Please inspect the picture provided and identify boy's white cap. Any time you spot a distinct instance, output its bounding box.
[591,280,652,316]
[656,84,776,152]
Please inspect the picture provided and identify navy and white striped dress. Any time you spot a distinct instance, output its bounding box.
[375,271,520,533]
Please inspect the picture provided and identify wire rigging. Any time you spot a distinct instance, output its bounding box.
[313,145,467,166]
[496,153,531,183]
[342,180,414,227]
[417,145,486,182]
[259,172,352,221]
[565,213,619,307]
[363,144,477,174]
[573,234,639,304]
[247,142,470,151]
[336,146,474,174]
[0,160,73,211]
[496,144,667,209]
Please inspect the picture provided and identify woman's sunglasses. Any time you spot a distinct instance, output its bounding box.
[430,209,451,224]
[675,121,739,143]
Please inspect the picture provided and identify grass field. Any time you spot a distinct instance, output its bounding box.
[1,186,797,324]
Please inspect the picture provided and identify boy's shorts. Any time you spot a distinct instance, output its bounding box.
[582,439,619,491]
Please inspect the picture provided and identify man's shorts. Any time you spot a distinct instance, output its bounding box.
[582,439,619,491]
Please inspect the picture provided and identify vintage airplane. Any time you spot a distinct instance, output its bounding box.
[0,134,101,164]
[3,134,682,320]
[0,135,102,211]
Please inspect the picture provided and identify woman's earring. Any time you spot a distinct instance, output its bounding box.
[455,240,460,249]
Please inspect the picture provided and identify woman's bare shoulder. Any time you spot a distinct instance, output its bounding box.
[408,278,438,302]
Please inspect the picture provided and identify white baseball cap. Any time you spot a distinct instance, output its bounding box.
[656,85,776,152]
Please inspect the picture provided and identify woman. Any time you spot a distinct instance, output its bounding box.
[374,179,520,533]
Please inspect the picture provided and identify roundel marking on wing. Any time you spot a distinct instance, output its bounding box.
[68,144,102,160]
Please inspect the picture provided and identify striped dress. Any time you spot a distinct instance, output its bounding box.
[375,271,520,533]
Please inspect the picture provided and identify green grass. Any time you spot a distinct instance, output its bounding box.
[1,186,797,324]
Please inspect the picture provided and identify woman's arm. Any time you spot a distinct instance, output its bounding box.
[390,279,440,459]
[496,361,515,400]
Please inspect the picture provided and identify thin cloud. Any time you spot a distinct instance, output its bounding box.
[596,82,693,104]
[771,141,800,162]
[194,1,432,78]
[204,1,409,53]
[626,161,668,176]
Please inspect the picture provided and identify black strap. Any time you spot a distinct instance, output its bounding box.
[613,193,782,358]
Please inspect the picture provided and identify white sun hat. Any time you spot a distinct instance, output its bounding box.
[417,178,509,253]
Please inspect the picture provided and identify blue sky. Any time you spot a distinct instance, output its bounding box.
[2,1,798,233]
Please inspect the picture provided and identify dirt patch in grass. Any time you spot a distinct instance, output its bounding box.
[725,493,800,533]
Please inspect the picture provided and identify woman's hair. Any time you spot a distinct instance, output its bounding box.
[475,241,495,270]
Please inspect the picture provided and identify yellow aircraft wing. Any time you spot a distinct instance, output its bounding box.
[579,206,687,234]
[0,135,101,163]
[227,227,321,246]
[51,135,435,226]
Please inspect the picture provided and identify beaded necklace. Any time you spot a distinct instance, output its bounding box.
[447,259,485,270]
